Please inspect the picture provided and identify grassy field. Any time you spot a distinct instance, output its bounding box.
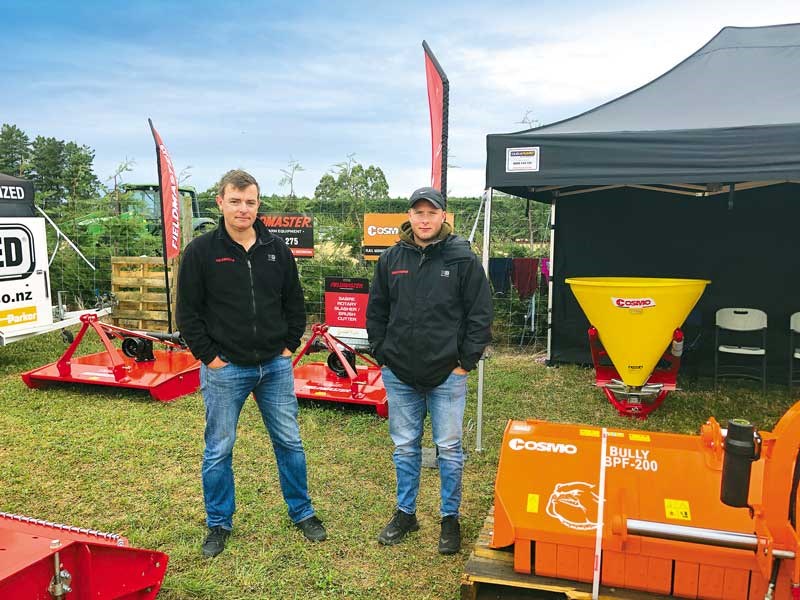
[1,331,796,599]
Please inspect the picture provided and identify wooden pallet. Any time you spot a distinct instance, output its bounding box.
[461,512,668,600]
[110,257,177,332]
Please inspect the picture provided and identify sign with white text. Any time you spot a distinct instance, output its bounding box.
[260,213,314,258]
[324,277,369,328]
[362,212,455,261]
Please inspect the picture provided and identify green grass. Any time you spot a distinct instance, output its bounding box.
[1,332,796,599]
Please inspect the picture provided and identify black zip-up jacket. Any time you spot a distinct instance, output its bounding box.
[176,218,305,365]
[367,224,493,390]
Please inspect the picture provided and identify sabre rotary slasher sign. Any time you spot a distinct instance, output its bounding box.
[260,213,314,258]
[324,277,369,328]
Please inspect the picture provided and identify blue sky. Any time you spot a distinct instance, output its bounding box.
[2,1,798,198]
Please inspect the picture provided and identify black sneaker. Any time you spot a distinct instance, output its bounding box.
[377,510,419,545]
[438,515,461,555]
[202,525,231,558]
[295,515,327,542]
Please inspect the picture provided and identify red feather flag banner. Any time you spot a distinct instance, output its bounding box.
[422,40,449,198]
[148,119,181,260]
[147,118,180,332]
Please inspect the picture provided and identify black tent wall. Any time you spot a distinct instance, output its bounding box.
[551,183,800,382]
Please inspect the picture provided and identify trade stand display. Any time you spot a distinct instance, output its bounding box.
[485,278,800,596]
[480,23,800,599]
[484,23,800,381]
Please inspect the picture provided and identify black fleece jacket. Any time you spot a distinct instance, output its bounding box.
[176,218,306,365]
[366,223,493,390]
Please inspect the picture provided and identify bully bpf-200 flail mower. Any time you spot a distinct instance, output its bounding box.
[491,277,800,599]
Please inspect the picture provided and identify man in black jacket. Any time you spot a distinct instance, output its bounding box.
[366,186,492,555]
[177,169,325,558]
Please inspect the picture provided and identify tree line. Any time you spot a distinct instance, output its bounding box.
[0,123,549,344]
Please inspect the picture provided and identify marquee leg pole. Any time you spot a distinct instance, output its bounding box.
[476,188,493,453]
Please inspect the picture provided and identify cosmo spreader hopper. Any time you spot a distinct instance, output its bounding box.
[566,277,709,417]
[0,511,168,598]
[490,401,800,599]
[293,323,388,417]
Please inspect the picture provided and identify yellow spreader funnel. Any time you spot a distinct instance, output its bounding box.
[565,277,710,387]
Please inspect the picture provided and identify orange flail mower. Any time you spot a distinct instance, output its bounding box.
[491,278,800,599]
[491,406,800,598]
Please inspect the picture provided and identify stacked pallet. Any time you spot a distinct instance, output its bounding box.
[110,257,177,332]
[461,510,666,600]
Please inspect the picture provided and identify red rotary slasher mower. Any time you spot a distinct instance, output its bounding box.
[22,313,200,401]
[292,323,388,417]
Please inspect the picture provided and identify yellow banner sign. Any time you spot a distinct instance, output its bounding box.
[0,306,38,328]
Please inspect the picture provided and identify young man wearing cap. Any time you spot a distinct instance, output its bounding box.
[366,186,493,555]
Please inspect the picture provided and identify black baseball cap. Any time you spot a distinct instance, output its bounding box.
[408,187,446,210]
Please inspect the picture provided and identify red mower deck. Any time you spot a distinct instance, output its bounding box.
[21,313,200,402]
[293,323,388,417]
[0,511,168,599]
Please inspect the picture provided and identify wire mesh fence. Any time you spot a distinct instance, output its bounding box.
[44,193,552,349]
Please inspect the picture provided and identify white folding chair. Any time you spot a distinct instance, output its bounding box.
[714,308,768,392]
[790,312,800,392]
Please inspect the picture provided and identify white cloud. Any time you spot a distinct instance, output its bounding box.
[4,0,799,197]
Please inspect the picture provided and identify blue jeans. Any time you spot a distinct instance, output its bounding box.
[381,367,468,518]
[200,355,314,529]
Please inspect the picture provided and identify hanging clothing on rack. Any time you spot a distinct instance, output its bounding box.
[488,257,513,295]
[511,258,539,299]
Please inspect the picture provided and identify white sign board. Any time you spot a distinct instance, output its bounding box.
[506,147,540,172]
[0,217,52,331]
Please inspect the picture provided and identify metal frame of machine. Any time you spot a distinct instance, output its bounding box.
[21,313,200,402]
[292,323,388,417]
[0,511,168,598]
[588,326,685,418]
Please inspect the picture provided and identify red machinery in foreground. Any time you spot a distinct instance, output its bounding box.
[21,313,200,402]
[0,511,168,598]
[293,323,388,417]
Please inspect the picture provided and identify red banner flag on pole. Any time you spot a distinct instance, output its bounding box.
[148,119,181,260]
[147,119,180,333]
[422,40,449,198]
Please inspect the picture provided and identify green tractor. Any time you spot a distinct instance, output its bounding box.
[119,183,215,234]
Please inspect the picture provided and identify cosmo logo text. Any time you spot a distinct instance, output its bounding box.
[367,225,399,236]
[508,438,578,454]
[612,297,656,309]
